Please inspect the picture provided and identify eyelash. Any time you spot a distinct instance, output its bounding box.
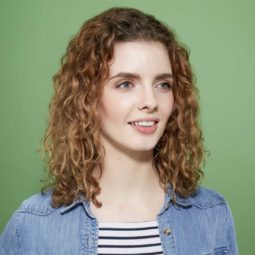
[116,81,173,90]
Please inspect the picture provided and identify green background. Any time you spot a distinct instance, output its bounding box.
[0,0,254,253]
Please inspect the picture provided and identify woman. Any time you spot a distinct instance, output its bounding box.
[0,7,238,255]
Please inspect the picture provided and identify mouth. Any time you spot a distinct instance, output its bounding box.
[128,120,159,134]
[128,120,159,126]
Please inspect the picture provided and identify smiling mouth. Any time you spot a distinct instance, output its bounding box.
[128,121,159,134]
[128,120,159,126]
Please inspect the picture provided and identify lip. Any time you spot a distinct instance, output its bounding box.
[128,120,159,134]
[128,118,160,124]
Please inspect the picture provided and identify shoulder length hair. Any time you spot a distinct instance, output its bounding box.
[41,7,206,208]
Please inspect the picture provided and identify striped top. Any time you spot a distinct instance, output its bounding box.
[97,220,164,255]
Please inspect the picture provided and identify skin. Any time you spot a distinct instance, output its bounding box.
[91,41,174,222]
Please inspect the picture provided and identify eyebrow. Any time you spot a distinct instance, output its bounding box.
[109,72,173,82]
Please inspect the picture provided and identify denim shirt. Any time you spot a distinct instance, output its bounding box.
[0,185,239,255]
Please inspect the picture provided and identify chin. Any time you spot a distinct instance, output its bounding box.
[129,143,157,152]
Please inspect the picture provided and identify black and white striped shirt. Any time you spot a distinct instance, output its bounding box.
[97,220,164,255]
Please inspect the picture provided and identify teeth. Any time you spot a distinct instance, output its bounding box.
[133,121,155,126]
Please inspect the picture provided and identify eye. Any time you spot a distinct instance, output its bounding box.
[157,82,172,90]
[116,81,133,89]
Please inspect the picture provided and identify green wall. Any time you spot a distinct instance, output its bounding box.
[0,0,254,253]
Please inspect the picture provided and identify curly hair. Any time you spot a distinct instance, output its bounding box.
[41,7,207,208]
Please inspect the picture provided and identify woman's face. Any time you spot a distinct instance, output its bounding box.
[98,41,174,153]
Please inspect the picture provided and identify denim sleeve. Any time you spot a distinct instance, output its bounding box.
[0,210,21,255]
[225,202,239,255]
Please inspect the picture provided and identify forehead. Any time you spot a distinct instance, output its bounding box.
[108,41,172,76]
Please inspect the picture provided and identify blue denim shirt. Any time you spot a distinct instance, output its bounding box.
[0,185,239,255]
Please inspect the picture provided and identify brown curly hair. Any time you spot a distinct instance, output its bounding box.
[41,7,207,208]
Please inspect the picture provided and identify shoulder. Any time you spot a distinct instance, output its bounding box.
[17,191,57,215]
[0,192,56,252]
[188,185,227,209]
[1,192,85,253]
[189,186,238,252]
[17,191,86,216]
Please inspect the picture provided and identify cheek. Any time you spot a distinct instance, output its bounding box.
[99,94,133,122]
[169,95,175,112]
[159,93,175,116]
[101,93,137,118]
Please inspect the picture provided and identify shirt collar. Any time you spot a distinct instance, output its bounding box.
[157,183,193,215]
[60,183,194,214]
[60,195,88,214]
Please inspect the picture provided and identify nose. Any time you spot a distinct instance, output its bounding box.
[137,86,158,112]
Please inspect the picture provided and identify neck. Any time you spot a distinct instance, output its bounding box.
[94,138,162,204]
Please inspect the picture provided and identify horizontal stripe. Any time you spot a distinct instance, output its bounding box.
[98,243,161,248]
[100,226,158,231]
[98,237,161,246]
[99,235,159,240]
[97,220,163,255]
[99,229,159,237]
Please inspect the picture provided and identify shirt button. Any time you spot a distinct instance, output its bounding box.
[163,227,171,235]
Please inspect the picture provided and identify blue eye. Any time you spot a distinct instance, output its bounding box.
[116,81,172,90]
[158,82,172,89]
[116,81,133,89]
